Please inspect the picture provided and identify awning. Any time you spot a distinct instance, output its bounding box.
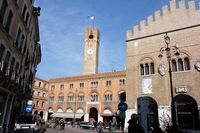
[50,113,84,119]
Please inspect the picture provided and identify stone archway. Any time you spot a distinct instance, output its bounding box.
[175,94,199,129]
[137,96,158,133]
[89,107,98,122]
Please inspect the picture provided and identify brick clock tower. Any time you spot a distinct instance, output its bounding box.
[83,28,100,75]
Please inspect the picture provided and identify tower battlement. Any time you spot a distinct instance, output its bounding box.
[127,0,200,40]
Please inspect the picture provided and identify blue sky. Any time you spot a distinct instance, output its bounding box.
[35,0,176,80]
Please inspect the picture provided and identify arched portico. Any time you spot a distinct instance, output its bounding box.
[175,94,199,129]
[137,96,158,133]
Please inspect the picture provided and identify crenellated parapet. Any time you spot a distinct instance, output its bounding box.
[127,0,200,40]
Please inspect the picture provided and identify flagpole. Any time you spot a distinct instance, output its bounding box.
[88,16,95,29]
[92,19,94,29]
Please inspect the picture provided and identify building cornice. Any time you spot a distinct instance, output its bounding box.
[48,71,126,83]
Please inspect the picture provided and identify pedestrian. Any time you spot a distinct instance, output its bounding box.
[128,113,144,133]
[98,121,104,133]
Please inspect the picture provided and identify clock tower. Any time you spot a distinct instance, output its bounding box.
[83,28,100,75]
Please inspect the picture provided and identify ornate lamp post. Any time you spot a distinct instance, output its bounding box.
[73,88,78,128]
[158,33,179,129]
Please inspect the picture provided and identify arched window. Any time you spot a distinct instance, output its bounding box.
[172,59,177,72]
[105,94,112,102]
[145,63,149,75]
[91,93,98,102]
[140,64,144,75]
[150,63,154,74]
[184,57,190,70]
[178,58,184,71]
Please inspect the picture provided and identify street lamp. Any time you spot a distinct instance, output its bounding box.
[158,33,179,129]
[73,88,78,128]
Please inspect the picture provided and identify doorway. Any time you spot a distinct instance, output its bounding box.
[89,107,98,122]
[137,96,158,132]
[175,94,199,129]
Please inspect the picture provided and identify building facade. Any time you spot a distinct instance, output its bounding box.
[45,28,126,123]
[32,77,48,121]
[0,0,41,132]
[126,0,200,131]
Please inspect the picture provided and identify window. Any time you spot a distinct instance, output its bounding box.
[105,94,112,102]
[10,57,15,73]
[119,79,125,86]
[41,102,44,108]
[36,101,39,107]
[51,85,55,91]
[171,57,191,72]
[58,96,64,104]
[145,63,149,75]
[69,83,73,89]
[43,83,46,88]
[38,82,41,87]
[172,59,177,72]
[78,95,84,102]
[0,0,8,23]
[4,51,10,73]
[49,97,54,105]
[106,80,111,86]
[15,28,21,47]
[184,58,190,70]
[91,93,98,102]
[19,34,25,52]
[0,45,5,61]
[140,64,144,75]
[37,91,40,97]
[140,62,154,76]
[5,10,13,33]
[119,92,126,102]
[60,84,64,90]
[67,96,73,102]
[80,83,84,88]
[91,81,98,88]
[178,59,184,71]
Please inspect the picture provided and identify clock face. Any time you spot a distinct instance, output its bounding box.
[87,49,94,55]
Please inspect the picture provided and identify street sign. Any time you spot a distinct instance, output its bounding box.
[26,105,32,113]
[118,102,128,112]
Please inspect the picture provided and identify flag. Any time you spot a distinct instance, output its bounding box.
[88,16,94,20]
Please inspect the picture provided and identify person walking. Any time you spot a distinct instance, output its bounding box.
[128,113,144,133]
